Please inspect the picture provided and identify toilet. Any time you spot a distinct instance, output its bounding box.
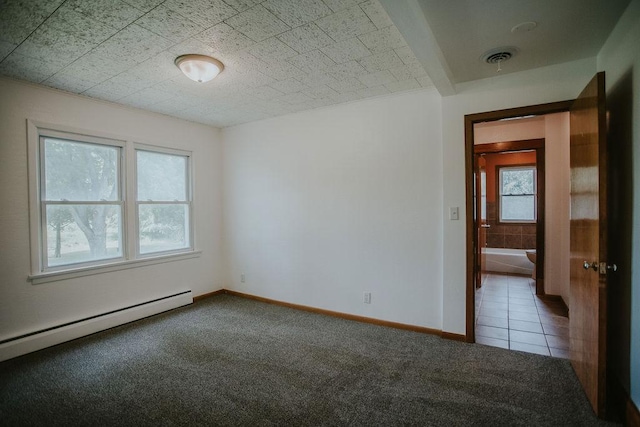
[525,250,537,279]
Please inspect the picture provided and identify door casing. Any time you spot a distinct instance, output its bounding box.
[463,100,573,342]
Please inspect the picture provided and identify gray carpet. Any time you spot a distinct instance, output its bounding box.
[0,295,613,426]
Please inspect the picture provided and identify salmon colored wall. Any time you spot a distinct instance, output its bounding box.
[474,112,571,305]
[482,151,536,203]
[481,150,538,250]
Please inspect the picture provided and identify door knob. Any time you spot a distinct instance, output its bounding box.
[583,261,598,271]
[599,262,617,273]
[480,224,491,228]
[583,261,618,273]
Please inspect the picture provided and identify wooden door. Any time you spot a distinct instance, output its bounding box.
[569,72,609,417]
[475,155,487,288]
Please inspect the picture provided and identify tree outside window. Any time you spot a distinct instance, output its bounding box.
[136,150,191,255]
[42,137,123,268]
[35,128,194,273]
[499,166,536,223]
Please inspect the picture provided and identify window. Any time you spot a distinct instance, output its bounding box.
[40,134,124,269]
[136,149,191,255]
[29,123,194,277]
[499,166,536,223]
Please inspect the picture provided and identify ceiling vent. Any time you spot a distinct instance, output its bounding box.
[481,47,518,64]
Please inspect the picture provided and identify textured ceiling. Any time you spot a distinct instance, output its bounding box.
[0,0,433,127]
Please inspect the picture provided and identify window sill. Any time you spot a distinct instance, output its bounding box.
[29,251,202,285]
[497,221,537,225]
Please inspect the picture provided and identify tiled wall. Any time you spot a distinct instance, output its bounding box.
[485,202,536,249]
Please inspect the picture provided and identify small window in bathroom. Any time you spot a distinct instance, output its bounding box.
[499,165,536,223]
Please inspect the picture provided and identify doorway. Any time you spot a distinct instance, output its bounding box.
[464,73,626,420]
[465,101,572,342]
[473,131,573,356]
[474,140,545,293]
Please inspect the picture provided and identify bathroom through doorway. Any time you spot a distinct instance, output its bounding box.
[471,114,571,357]
[474,142,543,293]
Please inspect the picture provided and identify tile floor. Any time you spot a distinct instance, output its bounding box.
[475,273,570,358]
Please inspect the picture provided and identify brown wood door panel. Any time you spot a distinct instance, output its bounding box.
[569,71,608,417]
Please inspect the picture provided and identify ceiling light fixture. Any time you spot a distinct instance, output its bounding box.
[175,54,224,83]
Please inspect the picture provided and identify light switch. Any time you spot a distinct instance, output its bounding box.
[449,207,459,220]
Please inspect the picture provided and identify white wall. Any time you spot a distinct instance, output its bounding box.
[223,58,598,335]
[0,78,224,342]
[474,116,545,144]
[441,57,597,334]
[543,113,571,304]
[223,89,444,329]
[473,114,571,306]
[597,0,640,409]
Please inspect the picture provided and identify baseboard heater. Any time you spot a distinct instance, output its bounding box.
[0,290,193,363]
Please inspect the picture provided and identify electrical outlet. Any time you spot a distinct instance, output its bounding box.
[364,292,371,304]
[240,273,245,283]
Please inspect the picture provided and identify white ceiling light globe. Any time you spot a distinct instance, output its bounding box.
[175,54,224,83]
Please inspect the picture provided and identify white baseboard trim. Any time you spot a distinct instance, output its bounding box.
[0,290,193,362]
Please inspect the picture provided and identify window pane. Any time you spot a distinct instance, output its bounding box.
[501,195,535,221]
[501,169,534,195]
[44,138,119,201]
[137,151,187,201]
[138,204,189,254]
[46,204,122,267]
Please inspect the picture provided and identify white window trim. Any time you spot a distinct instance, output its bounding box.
[134,143,194,258]
[27,120,199,283]
[39,131,126,271]
[27,251,202,285]
[498,165,537,223]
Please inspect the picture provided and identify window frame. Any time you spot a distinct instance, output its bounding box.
[27,120,199,284]
[134,144,194,258]
[38,128,127,272]
[497,164,537,224]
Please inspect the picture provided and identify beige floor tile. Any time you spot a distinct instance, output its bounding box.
[476,336,509,349]
[510,330,548,346]
[477,325,509,340]
[509,319,543,333]
[510,341,550,356]
[477,315,509,328]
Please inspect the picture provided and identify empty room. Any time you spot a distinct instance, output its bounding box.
[1,0,639,425]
